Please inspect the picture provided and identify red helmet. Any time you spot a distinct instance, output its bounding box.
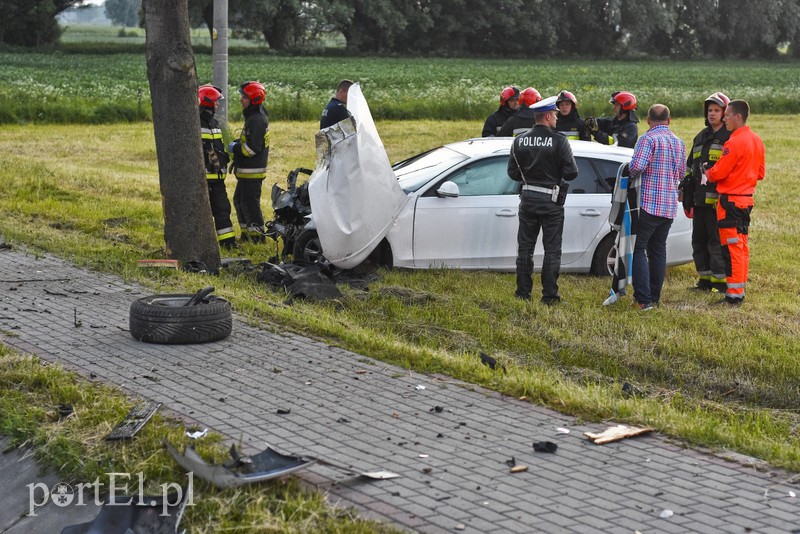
[705,91,730,111]
[198,84,224,108]
[610,91,636,111]
[500,86,520,106]
[519,87,542,107]
[238,81,266,106]
[556,90,578,108]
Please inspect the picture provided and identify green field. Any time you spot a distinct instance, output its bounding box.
[2,50,800,124]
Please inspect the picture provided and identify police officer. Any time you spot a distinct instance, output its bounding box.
[482,86,519,137]
[555,90,591,141]
[497,87,542,137]
[198,84,235,249]
[229,81,270,243]
[586,91,639,148]
[681,92,731,292]
[320,79,353,129]
[508,96,578,304]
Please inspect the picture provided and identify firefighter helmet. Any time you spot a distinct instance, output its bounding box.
[500,86,520,106]
[610,91,637,111]
[705,92,730,112]
[519,87,542,107]
[198,84,224,108]
[238,81,266,106]
[556,90,578,108]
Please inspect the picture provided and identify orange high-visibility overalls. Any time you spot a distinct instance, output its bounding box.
[705,125,765,302]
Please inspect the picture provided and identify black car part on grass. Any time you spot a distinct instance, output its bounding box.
[256,261,381,302]
[266,167,314,262]
[105,400,162,441]
[60,489,188,534]
[129,286,232,344]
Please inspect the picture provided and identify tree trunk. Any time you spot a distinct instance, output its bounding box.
[143,0,220,271]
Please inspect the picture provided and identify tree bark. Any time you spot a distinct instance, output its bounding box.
[143,0,220,271]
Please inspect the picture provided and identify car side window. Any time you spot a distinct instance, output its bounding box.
[570,157,600,194]
[438,157,519,196]
[591,159,623,192]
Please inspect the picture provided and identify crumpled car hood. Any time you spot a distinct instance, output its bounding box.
[308,84,409,269]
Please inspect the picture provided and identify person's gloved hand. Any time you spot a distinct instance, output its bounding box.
[584,117,599,132]
[228,141,238,154]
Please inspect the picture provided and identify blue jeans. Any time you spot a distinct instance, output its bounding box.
[633,210,673,306]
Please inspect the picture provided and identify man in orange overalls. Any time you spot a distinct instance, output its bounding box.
[704,99,765,306]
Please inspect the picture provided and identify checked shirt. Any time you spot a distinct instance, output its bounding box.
[629,124,686,219]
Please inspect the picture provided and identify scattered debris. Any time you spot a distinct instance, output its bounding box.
[336,417,350,424]
[455,524,466,531]
[137,259,178,269]
[510,465,528,473]
[186,428,208,440]
[57,404,74,419]
[166,441,314,489]
[422,467,433,474]
[105,400,161,441]
[277,408,291,415]
[43,288,67,297]
[533,441,558,453]
[419,454,429,458]
[584,425,654,445]
[791,491,797,498]
[359,470,400,480]
[659,509,674,519]
[556,427,570,434]
[60,489,188,533]
[505,457,516,467]
[415,384,426,391]
[431,406,444,413]
[479,352,497,369]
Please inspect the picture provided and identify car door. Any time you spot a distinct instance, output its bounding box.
[412,156,520,269]
[561,157,616,265]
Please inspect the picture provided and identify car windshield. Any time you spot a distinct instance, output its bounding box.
[393,146,469,193]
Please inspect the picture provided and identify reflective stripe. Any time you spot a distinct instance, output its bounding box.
[522,184,555,194]
[728,282,746,288]
[235,167,266,179]
[206,171,227,179]
[216,228,236,241]
[242,142,256,156]
[711,275,726,283]
[726,237,739,244]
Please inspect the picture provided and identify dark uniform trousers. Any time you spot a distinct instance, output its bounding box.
[233,180,265,240]
[516,191,564,301]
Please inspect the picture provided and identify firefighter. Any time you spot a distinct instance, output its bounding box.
[497,87,542,137]
[554,90,591,141]
[482,86,520,137]
[229,81,270,243]
[198,85,235,249]
[585,91,639,148]
[704,99,765,306]
[681,92,731,292]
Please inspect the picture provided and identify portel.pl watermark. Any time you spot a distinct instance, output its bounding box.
[27,472,194,517]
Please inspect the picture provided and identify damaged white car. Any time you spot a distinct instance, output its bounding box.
[298,85,692,275]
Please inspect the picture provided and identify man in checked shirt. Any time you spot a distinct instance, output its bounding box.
[628,104,686,311]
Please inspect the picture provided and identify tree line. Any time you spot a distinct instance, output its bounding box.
[5,0,800,59]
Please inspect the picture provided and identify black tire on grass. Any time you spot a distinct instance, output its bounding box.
[129,294,232,344]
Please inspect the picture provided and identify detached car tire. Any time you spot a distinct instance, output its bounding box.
[293,230,324,263]
[129,290,232,344]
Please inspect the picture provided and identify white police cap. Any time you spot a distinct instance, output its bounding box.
[530,95,558,112]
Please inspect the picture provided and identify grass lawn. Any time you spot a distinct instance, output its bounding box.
[1,115,799,481]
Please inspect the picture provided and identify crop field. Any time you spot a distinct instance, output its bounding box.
[2,51,800,124]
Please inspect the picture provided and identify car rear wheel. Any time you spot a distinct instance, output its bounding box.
[590,232,618,276]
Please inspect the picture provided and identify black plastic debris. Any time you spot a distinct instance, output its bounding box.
[57,404,74,419]
[256,260,380,302]
[105,400,161,441]
[480,352,497,369]
[60,490,188,534]
[277,408,291,415]
[165,441,314,489]
[533,441,559,453]
[505,457,516,467]
[181,260,218,275]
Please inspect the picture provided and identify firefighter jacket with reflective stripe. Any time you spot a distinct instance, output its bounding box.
[507,125,579,187]
[705,125,765,196]
[482,106,515,137]
[556,110,591,141]
[497,106,535,137]
[685,125,730,206]
[231,104,270,179]
[200,108,229,180]
[593,110,639,148]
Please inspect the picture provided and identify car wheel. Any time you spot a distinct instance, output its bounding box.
[129,287,232,344]
[590,232,618,276]
[293,230,324,263]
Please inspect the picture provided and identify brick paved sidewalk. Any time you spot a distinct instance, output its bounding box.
[1,247,798,534]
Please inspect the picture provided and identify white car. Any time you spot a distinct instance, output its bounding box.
[300,136,692,275]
